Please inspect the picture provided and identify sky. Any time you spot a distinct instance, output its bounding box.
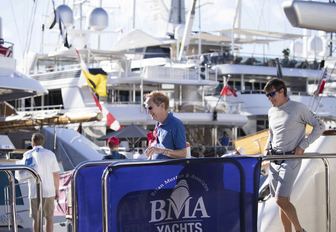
[0,0,327,71]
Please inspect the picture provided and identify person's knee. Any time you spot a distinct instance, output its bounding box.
[276,197,290,208]
[45,216,53,223]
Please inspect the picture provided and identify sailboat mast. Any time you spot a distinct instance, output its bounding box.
[231,0,242,55]
[330,0,334,56]
[198,0,202,58]
[177,0,197,61]
[133,0,136,29]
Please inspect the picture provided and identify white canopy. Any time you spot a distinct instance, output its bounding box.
[111,29,173,52]
[0,68,47,101]
[218,28,303,44]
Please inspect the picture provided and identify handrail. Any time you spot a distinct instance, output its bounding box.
[262,153,335,232]
[4,170,17,232]
[0,165,43,232]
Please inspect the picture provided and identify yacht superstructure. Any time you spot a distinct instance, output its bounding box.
[10,1,251,148]
[9,0,336,148]
[206,49,336,135]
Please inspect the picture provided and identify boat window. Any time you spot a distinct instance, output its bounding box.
[245,82,252,91]
[135,91,141,103]
[257,119,268,131]
[43,89,64,109]
[234,81,241,91]
[237,128,246,137]
[24,98,31,109]
[118,90,130,103]
[143,46,170,59]
[6,100,16,109]
[33,96,42,108]
[253,82,260,91]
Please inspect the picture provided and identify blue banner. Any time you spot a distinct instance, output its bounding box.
[75,162,110,232]
[105,157,261,232]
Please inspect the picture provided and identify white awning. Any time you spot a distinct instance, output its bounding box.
[111,30,173,52]
[0,68,47,101]
[218,28,303,44]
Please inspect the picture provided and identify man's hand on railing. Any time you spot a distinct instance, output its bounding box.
[294,147,305,156]
[261,161,270,176]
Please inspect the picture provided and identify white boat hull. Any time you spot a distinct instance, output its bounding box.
[258,133,336,231]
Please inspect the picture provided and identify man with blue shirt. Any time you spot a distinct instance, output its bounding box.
[144,91,187,159]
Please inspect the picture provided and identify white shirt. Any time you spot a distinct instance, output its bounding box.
[268,100,324,152]
[22,146,60,199]
[133,152,147,160]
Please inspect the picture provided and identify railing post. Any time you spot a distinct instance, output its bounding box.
[322,158,331,232]
[0,166,43,232]
[6,171,18,232]
[102,166,111,232]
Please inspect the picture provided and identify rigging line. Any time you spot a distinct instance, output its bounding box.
[39,0,51,53]
[8,0,24,59]
[23,2,36,55]
[275,0,288,32]
[24,0,39,56]
[252,0,266,56]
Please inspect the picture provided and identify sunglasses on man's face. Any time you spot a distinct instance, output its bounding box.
[144,105,153,111]
[265,88,282,98]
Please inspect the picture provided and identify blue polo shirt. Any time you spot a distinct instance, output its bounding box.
[155,112,186,160]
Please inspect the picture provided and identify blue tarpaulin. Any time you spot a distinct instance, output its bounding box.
[74,162,111,232]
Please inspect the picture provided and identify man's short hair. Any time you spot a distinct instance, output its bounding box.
[31,133,45,146]
[264,78,287,96]
[145,91,169,110]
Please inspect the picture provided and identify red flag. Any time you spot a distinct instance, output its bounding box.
[318,79,326,95]
[220,85,237,97]
[91,92,121,131]
[314,74,327,96]
[76,50,121,131]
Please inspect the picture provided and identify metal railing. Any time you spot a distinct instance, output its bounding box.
[262,153,336,232]
[0,165,43,232]
[4,171,17,231]
[70,154,335,232]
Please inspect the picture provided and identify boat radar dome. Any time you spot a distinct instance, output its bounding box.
[89,8,108,31]
[56,4,74,27]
